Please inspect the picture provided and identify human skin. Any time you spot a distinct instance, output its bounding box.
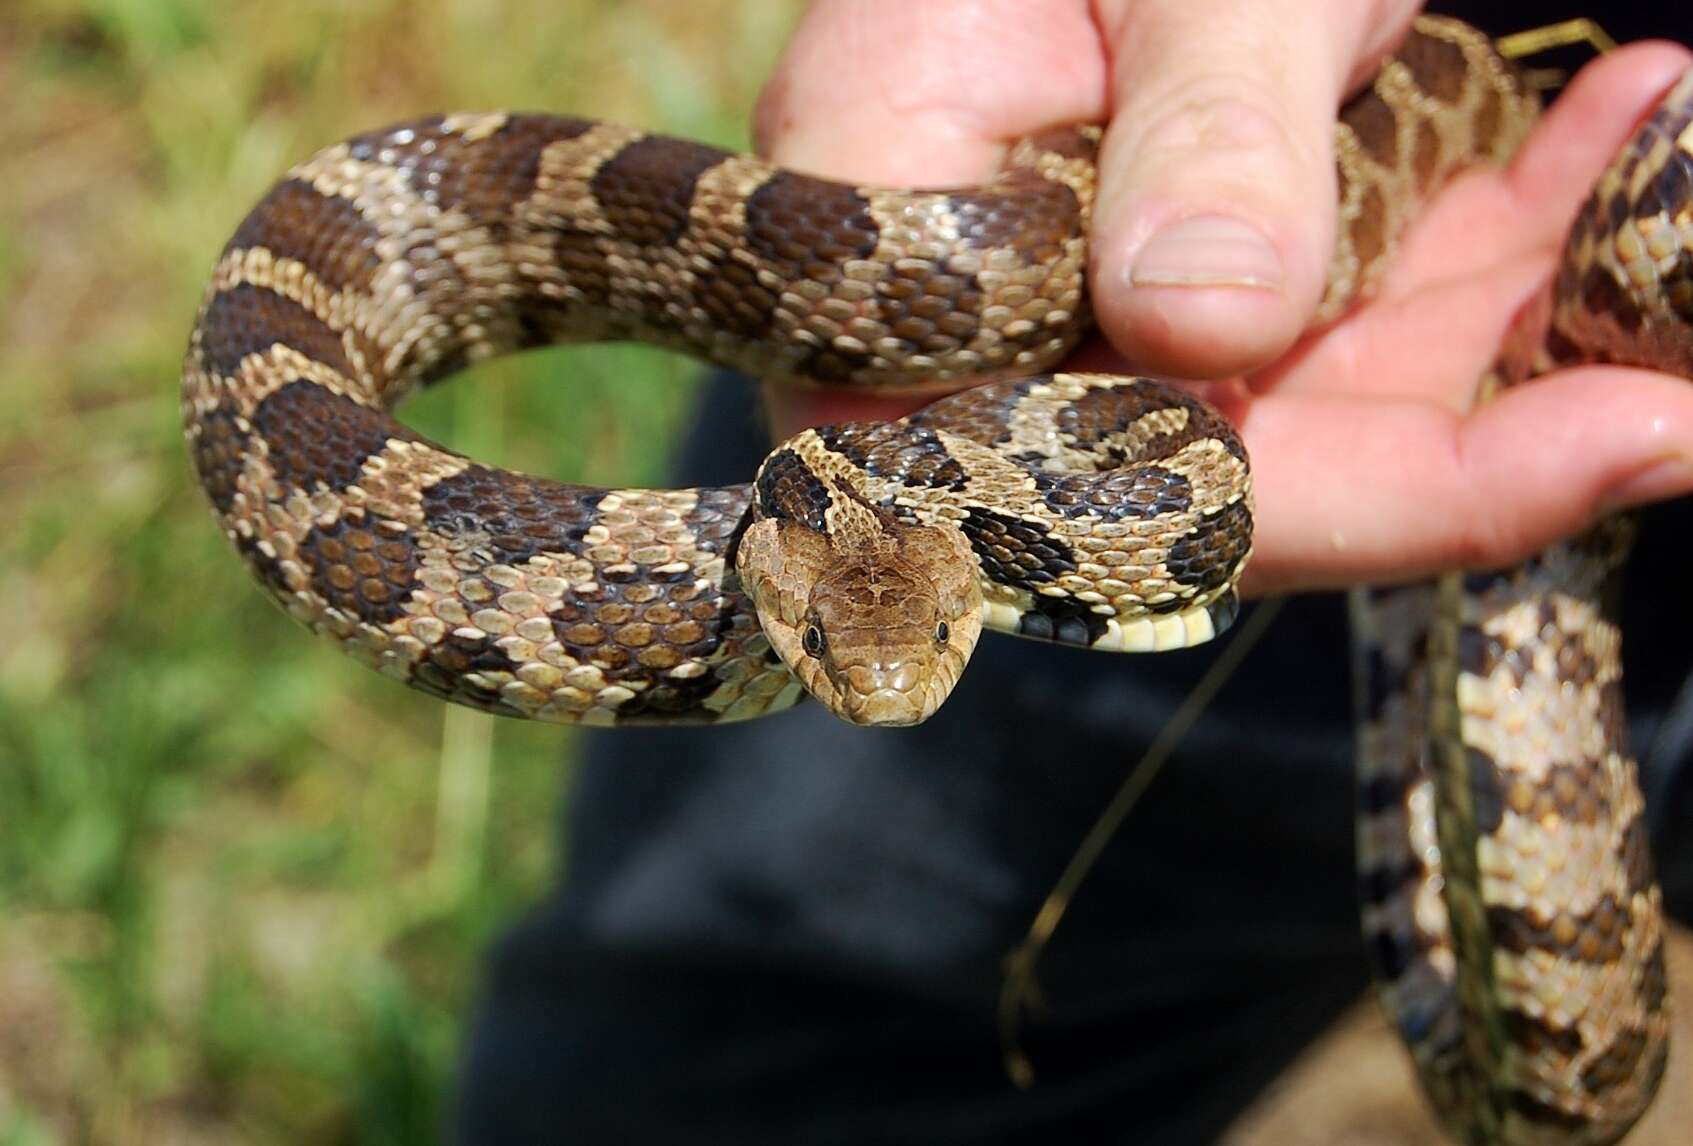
[752,0,1693,596]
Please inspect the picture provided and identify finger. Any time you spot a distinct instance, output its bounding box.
[1501,40,1693,231]
[1226,367,1693,595]
[1087,0,1422,379]
[753,0,1106,185]
[1256,41,1693,406]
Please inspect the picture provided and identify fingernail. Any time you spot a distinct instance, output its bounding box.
[1600,456,1693,513]
[1129,216,1284,290]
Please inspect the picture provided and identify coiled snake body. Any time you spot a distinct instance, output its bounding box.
[182,16,1681,1144]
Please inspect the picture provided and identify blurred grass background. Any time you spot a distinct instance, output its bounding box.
[0,1,803,1140]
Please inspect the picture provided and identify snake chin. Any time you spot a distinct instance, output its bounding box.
[736,518,983,726]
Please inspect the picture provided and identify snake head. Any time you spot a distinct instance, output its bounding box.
[735,516,983,727]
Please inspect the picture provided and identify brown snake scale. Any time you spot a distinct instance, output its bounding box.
[182,16,1688,1144]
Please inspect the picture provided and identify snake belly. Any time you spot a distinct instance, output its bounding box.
[181,13,1678,1143]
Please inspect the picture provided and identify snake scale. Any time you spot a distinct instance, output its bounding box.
[180,15,1685,1145]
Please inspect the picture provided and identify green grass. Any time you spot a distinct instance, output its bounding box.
[0,1,803,1140]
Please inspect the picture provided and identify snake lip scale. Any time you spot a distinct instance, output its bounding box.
[183,16,1683,1144]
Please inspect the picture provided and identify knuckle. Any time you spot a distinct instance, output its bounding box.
[1125,81,1316,181]
[1453,483,1533,571]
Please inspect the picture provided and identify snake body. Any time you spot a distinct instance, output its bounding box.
[1354,58,1693,1143]
[181,15,1680,1143]
[180,106,1253,726]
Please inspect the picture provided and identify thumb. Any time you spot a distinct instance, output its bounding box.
[1089,0,1423,378]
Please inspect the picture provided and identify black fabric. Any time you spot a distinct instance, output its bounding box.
[456,5,1693,1143]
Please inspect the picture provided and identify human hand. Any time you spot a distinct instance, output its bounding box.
[753,0,1693,596]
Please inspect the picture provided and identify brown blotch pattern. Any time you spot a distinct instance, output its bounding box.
[252,379,416,494]
[189,403,252,517]
[1504,1009,1586,1060]
[1055,383,1244,464]
[1464,745,1507,833]
[1581,1028,1654,1096]
[743,170,878,274]
[1015,126,1099,162]
[1472,79,1504,157]
[542,576,737,695]
[421,466,601,561]
[413,628,523,709]
[297,512,421,626]
[959,507,1072,595]
[813,422,968,492]
[1497,759,1611,826]
[198,282,355,381]
[233,531,294,602]
[946,175,1081,263]
[1034,466,1192,523]
[1509,1090,1595,1134]
[1397,24,1471,103]
[1343,90,1400,170]
[753,448,833,533]
[1642,942,1669,1012]
[904,378,1033,448]
[1164,498,1253,600]
[591,134,732,249]
[1618,813,1655,895]
[1350,183,1389,276]
[228,179,381,293]
[1487,897,1631,964]
[397,115,594,217]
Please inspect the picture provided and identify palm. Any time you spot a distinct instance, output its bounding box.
[1218,47,1691,595]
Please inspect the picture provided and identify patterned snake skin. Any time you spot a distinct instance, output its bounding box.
[180,15,1683,1144]
[1353,57,1693,1145]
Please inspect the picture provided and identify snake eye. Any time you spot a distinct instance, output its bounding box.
[802,623,826,658]
[935,621,950,645]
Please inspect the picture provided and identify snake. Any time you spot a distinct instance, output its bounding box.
[179,14,1683,1145]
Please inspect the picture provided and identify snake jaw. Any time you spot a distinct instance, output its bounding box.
[735,517,983,726]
